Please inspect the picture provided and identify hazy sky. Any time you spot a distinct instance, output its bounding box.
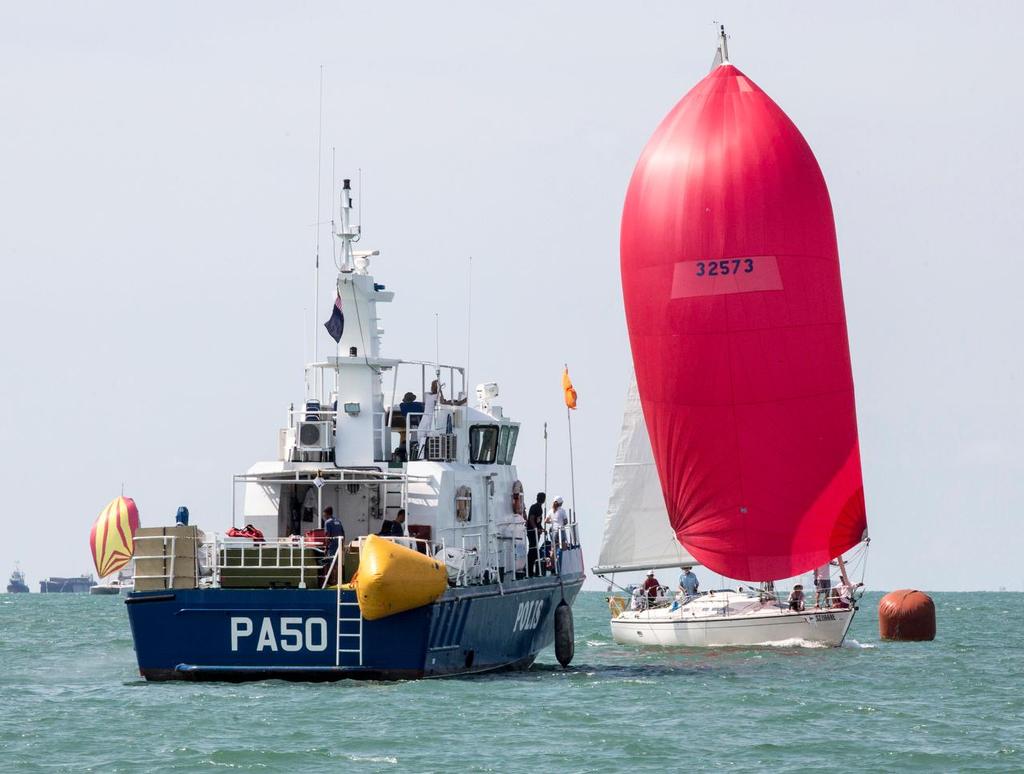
[2,2,1021,592]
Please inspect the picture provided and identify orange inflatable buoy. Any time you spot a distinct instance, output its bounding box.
[878,589,936,641]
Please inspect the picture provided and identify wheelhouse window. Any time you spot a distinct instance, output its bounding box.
[496,426,511,464]
[506,425,519,464]
[469,425,499,464]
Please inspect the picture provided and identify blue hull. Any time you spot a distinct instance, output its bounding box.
[126,552,584,681]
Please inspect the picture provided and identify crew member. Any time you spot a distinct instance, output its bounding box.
[399,392,425,454]
[678,565,700,600]
[323,506,344,556]
[431,378,467,406]
[526,492,545,577]
[379,508,406,537]
[814,564,832,608]
[642,570,661,604]
[545,496,568,548]
[788,584,806,612]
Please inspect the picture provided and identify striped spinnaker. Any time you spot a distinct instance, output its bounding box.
[90,496,140,578]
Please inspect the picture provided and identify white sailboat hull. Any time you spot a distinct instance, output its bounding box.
[612,602,856,648]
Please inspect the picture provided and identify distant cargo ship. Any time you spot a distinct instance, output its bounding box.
[39,575,95,593]
[7,566,29,593]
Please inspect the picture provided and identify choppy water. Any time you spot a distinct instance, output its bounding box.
[1,591,1021,772]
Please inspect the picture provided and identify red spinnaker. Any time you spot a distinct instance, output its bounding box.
[620,64,866,581]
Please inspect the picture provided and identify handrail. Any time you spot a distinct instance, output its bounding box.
[136,521,584,593]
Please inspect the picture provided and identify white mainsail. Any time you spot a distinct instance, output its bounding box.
[594,376,697,575]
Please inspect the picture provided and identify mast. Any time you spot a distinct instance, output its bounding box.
[337,178,359,276]
[717,24,729,64]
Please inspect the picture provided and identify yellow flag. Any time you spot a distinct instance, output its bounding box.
[562,367,577,410]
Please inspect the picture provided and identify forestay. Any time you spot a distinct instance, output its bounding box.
[594,376,697,575]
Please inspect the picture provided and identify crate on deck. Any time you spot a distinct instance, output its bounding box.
[218,542,324,589]
[408,524,431,554]
[134,526,201,592]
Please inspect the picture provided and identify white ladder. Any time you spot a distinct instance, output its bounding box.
[383,478,404,521]
[336,583,363,667]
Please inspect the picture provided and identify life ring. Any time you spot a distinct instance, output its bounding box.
[511,480,525,516]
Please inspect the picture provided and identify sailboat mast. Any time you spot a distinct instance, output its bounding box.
[718,24,729,63]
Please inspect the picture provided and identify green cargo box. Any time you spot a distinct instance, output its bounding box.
[218,545,324,589]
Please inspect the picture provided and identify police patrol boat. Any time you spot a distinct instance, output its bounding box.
[124,179,584,681]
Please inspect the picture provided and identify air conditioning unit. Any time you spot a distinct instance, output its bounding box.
[295,421,334,451]
[425,434,457,462]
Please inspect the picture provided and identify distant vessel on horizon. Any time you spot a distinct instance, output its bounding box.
[39,574,95,593]
[7,565,29,593]
[90,567,134,595]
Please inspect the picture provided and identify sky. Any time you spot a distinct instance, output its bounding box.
[1,2,1022,592]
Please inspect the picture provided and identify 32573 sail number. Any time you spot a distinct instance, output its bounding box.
[695,259,754,277]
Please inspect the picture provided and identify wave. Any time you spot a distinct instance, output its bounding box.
[745,638,830,649]
[344,754,398,764]
[842,638,876,649]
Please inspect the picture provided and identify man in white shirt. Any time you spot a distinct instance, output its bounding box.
[545,496,568,548]
[813,563,832,608]
[416,379,466,452]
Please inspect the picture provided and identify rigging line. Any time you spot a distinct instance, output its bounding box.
[331,147,338,270]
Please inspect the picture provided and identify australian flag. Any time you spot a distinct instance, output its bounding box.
[324,293,344,343]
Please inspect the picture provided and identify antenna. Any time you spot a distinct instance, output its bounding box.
[434,312,440,366]
[330,147,338,269]
[313,65,325,367]
[466,256,472,388]
[717,23,729,63]
[357,167,363,234]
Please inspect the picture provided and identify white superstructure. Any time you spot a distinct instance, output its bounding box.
[233,179,546,584]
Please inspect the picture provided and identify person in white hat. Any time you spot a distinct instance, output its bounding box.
[642,569,661,604]
[544,495,569,549]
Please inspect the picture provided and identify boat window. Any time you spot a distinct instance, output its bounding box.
[496,426,511,464]
[469,425,499,464]
[455,485,472,522]
[506,425,519,464]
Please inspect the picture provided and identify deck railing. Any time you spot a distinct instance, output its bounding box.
[134,524,584,593]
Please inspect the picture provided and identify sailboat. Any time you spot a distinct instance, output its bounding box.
[595,28,869,647]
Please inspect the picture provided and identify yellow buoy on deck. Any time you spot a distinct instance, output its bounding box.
[354,534,448,621]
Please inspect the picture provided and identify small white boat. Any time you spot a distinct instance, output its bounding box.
[610,590,855,648]
[90,569,134,595]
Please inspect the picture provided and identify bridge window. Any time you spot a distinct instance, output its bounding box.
[496,426,511,464]
[469,425,499,464]
[506,425,519,464]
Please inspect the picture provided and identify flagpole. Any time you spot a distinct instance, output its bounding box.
[565,364,577,522]
[543,421,548,497]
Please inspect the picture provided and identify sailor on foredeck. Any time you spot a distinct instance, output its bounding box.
[678,566,700,600]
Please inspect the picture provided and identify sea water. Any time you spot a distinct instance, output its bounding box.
[0,591,1020,772]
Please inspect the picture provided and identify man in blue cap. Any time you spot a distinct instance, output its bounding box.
[678,566,700,601]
